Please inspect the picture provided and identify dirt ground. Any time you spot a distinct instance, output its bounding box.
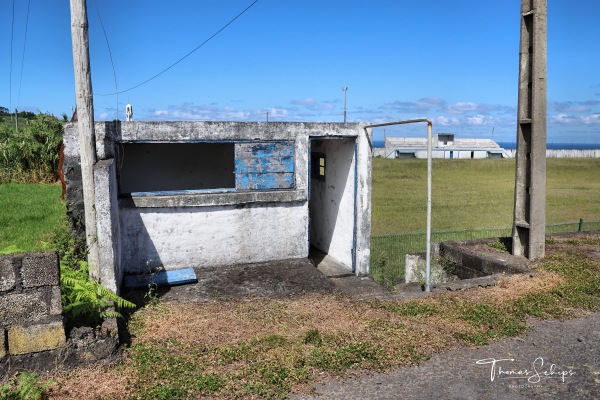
[115,234,599,399]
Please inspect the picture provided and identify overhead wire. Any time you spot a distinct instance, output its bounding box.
[92,0,119,120]
[9,0,16,113]
[95,0,260,97]
[17,0,32,109]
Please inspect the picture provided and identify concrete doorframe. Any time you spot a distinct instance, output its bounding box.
[308,137,357,273]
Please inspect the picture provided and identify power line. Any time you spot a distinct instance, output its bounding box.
[17,0,32,109]
[9,0,16,113]
[93,0,119,120]
[95,0,260,96]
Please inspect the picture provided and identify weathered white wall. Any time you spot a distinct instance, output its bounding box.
[546,149,600,158]
[93,159,122,293]
[64,121,372,288]
[120,202,308,273]
[310,139,356,269]
[387,149,509,159]
[507,149,600,158]
[354,128,373,275]
[456,150,488,159]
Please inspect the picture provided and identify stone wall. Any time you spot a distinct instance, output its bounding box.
[0,252,66,358]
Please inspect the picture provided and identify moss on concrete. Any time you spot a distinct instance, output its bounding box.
[8,322,66,355]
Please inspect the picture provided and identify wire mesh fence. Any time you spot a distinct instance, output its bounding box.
[370,220,600,287]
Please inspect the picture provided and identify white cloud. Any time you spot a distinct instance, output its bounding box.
[415,97,446,110]
[444,102,509,115]
[549,101,591,113]
[579,113,600,125]
[551,113,576,124]
[434,116,460,126]
[466,114,487,125]
[446,102,479,113]
[264,107,289,118]
[379,97,446,113]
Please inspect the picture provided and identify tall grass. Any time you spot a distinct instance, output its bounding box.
[0,113,63,183]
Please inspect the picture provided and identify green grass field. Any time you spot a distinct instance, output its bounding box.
[372,157,600,234]
[0,183,65,253]
[370,157,600,285]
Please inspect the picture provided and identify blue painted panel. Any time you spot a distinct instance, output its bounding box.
[236,173,295,190]
[236,142,294,158]
[235,142,295,190]
[235,156,294,174]
[124,268,197,288]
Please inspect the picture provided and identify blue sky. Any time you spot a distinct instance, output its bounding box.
[1,0,600,145]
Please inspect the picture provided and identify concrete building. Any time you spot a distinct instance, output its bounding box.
[384,134,510,159]
[63,121,372,294]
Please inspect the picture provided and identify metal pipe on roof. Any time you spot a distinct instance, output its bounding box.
[363,119,433,292]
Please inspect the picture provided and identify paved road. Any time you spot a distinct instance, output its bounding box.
[292,312,600,400]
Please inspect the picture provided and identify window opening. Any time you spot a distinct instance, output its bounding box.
[118,142,235,194]
[118,141,295,195]
[311,153,326,181]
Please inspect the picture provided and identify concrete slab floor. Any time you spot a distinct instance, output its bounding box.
[122,246,527,307]
[308,248,354,278]
[122,258,336,305]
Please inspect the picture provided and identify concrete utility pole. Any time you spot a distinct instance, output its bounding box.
[512,0,547,260]
[70,0,100,278]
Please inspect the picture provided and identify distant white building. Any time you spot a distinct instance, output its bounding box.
[385,134,511,159]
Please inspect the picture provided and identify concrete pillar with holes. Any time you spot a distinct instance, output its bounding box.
[512,0,547,259]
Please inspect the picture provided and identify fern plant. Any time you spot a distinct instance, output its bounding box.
[55,227,135,327]
[60,259,136,326]
[0,372,53,400]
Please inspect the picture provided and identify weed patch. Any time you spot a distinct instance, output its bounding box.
[0,372,53,400]
[372,299,438,317]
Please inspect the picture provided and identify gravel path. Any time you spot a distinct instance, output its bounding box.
[292,312,600,400]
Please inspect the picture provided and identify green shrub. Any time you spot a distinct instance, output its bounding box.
[0,113,63,183]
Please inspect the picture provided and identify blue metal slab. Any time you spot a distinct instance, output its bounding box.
[236,142,295,158]
[234,141,296,190]
[124,267,197,289]
[235,156,295,174]
[235,173,295,190]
